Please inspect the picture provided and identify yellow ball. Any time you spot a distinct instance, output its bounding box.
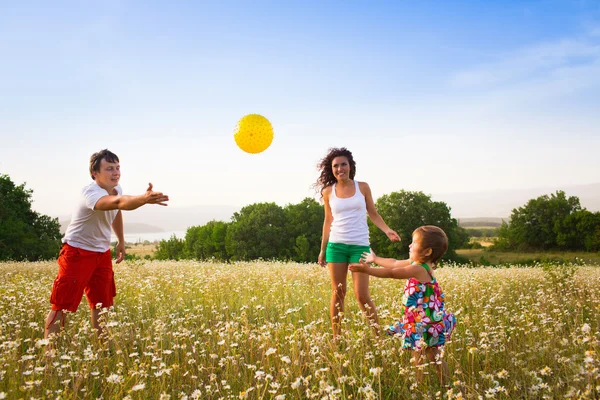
[234,114,274,154]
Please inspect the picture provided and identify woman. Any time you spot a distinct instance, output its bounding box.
[315,147,400,338]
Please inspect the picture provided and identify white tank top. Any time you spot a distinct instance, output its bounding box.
[329,180,370,246]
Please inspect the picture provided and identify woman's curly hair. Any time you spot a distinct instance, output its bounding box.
[313,147,356,199]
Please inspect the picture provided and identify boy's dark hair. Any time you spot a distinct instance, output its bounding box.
[413,225,448,265]
[89,149,119,179]
[313,147,356,198]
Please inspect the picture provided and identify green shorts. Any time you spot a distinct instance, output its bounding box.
[326,242,371,263]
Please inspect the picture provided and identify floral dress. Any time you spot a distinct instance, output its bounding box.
[386,263,456,350]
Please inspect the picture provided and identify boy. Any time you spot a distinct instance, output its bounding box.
[45,149,169,339]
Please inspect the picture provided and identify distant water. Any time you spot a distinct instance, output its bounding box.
[111,230,187,244]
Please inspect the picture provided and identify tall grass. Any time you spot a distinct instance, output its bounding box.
[0,260,598,399]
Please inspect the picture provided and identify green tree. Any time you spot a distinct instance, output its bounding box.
[225,202,288,260]
[580,212,600,252]
[556,210,600,252]
[294,235,311,262]
[0,174,62,261]
[495,191,581,250]
[283,197,324,262]
[184,220,230,260]
[369,190,469,260]
[492,221,513,251]
[154,235,185,260]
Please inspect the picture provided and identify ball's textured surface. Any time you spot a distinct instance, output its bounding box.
[234,114,274,154]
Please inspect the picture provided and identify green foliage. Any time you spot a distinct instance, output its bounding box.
[496,191,581,250]
[184,220,230,260]
[556,210,600,252]
[463,240,483,249]
[225,202,288,260]
[169,198,323,262]
[0,174,62,261]
[466,227,498,238]
[154,234,185,260]
[490,221,512,251]
[283,197,323,262]
[369,190,469,261]
[293,234,311,262]
[493,191,600,252]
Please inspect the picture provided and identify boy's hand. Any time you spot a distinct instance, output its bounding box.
[115,241,126,264]
[349,262,369,273]
[144,183,170,206]
[361,250,376,264]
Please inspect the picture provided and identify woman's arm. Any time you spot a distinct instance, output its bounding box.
[318,188,333,267]
[360,182,400,242]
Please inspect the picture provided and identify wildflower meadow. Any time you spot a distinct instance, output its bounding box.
[1,260,599,399]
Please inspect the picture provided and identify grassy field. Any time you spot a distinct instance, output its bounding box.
[124,242,158,259]
[1,260,599,399]
[126,241,600,266]
[457,248,600,265]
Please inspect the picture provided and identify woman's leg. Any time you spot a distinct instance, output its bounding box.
[351,270,380,333]
[328,262,349,338]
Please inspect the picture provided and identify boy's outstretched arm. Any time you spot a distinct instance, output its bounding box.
[95,183,169,211]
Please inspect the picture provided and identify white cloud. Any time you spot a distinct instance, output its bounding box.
[449,36,600,89]
[588,25,600,37]
[442,30,600,123]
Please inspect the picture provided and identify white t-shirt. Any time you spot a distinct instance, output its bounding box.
[62,182,123,252]
[328,180,370,246]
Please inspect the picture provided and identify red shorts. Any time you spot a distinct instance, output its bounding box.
[50,243,116,312]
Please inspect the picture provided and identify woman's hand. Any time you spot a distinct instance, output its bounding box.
[318,250,327,268]
[386,229,401,242]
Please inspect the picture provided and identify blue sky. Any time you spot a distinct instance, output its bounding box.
[1,1,599,218]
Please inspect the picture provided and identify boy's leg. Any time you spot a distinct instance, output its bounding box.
[45,310,66,338]
[90,308,102,335]
[85,249,115,337]
[45,244,92,339]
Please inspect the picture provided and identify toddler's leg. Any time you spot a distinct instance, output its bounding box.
[412,350,425,383]
[426,347,449,386]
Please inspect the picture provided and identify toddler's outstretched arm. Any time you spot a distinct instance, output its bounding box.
[349,261,421,280]
[361,250,412,269]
